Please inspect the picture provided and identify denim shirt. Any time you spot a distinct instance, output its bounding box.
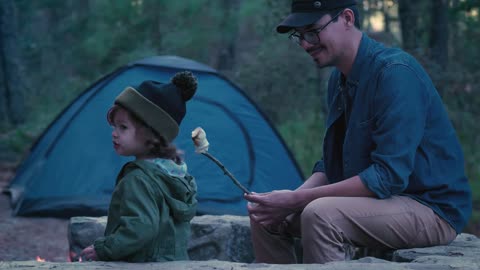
[313,33,472,233]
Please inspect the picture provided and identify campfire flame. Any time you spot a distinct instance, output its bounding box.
[36,256,46,262]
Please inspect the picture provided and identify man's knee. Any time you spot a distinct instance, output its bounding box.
[301,197,345,225]
[300,197,350,263]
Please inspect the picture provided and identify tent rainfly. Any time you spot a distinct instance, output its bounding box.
[6,55,304,218]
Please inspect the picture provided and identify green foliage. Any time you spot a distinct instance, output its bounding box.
[450,7,480,70]
[4,130,34,153]
[231,0,328,123]
[277,112,326,176]
[454,0,480,12]
[418,55,480,202]
[2,0,480,232]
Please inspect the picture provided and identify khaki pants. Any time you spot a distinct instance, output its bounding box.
[250,196,456,264]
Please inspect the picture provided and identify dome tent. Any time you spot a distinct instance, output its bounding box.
[7,56,304,218]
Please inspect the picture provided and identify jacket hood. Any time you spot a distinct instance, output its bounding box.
[119,160,197,222]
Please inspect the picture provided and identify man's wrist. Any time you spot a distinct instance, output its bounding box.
[293,189,315,210]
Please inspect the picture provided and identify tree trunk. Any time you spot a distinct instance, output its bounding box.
[356,0,364,30]
[213,0,241,71]
[383,2,391,33]
[143,0,163,50]
[398,0,419,51]
[0,0,26,127]
[429,0,449,66]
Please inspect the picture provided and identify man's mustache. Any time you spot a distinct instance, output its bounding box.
[306,45,323,54]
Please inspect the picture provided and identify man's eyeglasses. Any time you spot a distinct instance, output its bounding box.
[289,11,343,45]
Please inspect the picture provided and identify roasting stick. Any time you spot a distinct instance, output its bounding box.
[191,127,251,194]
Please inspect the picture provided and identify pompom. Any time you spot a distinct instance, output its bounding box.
[171,71,197,101]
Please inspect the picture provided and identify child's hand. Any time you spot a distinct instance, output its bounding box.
[191,127,209,153]
[80,245,98,261]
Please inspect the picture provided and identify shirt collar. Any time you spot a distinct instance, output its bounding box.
[345,33,372,88]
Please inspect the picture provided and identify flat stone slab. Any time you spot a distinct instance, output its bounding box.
[65,214,480,269]
[392,233,480,263]
[1,259,479,270]
[68,215,254,262]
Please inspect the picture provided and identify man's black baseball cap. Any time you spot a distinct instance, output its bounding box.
[276,0,357,33]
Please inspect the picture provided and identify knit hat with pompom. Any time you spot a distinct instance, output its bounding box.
[114,71,198,142]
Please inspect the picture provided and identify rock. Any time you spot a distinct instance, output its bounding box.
[66,215,480,270]
[354,256,391,263]
[68,215,253,262]
[188,215,253,262]
[412,255,480,269]
[68,216,107,261]
[392,233,480,263]
[0,259,477,270]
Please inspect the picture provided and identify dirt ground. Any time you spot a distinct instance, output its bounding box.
[0,162,69,262]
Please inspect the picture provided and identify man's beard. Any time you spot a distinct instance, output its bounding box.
[307,44,334,68]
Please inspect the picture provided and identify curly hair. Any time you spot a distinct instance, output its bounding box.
[107,104,182,163]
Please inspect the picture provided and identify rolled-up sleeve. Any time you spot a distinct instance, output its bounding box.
[359,64,430,199]
[312,159,325,174]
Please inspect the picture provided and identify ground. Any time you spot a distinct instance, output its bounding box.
[0,162,69,262]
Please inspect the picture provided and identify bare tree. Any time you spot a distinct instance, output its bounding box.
[383,0,392,33]
[429,0,449,66]
[213,0,242,71]
[356,0,365,30]
[398,0,420,51]
[0,0,26,127]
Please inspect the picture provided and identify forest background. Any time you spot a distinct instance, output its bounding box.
[0,0,479,234]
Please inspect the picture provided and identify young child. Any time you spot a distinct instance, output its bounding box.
[80,71,198,262]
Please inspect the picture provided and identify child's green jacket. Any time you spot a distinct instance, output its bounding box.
[94,159,197,262]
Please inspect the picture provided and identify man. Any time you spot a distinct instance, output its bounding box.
[244,0,472,264]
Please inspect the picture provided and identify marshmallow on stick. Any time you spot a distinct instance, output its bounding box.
[191,127,209,153]
[191,127,250,194]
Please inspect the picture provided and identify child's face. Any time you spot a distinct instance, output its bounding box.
[111,107,151,159]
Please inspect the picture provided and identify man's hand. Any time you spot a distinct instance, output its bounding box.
[244,190,303,226]
[80,245,98,261]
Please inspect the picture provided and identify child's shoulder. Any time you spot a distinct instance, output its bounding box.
[118,161,142,176]
[117,160,172,183]
[116,161,153,183]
